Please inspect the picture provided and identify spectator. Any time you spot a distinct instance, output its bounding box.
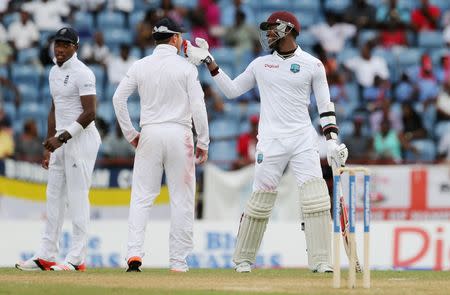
[436,55,450,83]
[135,9,159,51]
[0,19,6,42]
[436,79,450,122]
[437,132,450,162]
[221,0,255,27]
[376,0,410,48]
[0,22,13,66]
[373,118,402,163]
[22,0,70,31]
[362,75,391,111]
[411,0,440,31]
[0,76,21,107]
[0,0,9,14]
[444,25,450,47]
[399,103,427,153]
[199,0,222,47]
[233,115,258,169]
[202,83,224,121]
[81,31,110,67]
[394,73,418,102]
[7,10,39,51]
[312,43,339,77]
[95,115,109,139]
[345,116,372,161]
[190,8,216,49]
[328,72,350,119]
[370,99,403,133]
[343,0,376,29]
[224,10,259,68]
[344,41,390,88]
[106,43,137,85]
[14,119,43,162]
[309,11,356,54]
[102,121,134,159]
[39,35,54,66]
[108,0,134,27]
[68,0,106,27]
[0,105,13,159]
[410,54,439,104]
[157,0,184,25]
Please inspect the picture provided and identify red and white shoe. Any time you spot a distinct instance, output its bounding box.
[50,262,86,272]
[15,258,56,271]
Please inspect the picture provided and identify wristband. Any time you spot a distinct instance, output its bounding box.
[66,121,83,138]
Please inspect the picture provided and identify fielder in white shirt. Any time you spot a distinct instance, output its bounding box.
[113,17,209,272]
[15,27,101,272]
[186,11,348,273]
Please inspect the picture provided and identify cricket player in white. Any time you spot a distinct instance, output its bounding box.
[16,27,101,271]
[113,17,209,272]
[185,11,348,273]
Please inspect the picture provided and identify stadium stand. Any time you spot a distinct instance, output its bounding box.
[0,0,449,167]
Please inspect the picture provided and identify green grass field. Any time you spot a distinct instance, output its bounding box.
[1,268,449,295]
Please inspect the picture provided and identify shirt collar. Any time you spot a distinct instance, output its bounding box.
[154,44,178,54]
[272,45,302,60]
[53,53,78,69]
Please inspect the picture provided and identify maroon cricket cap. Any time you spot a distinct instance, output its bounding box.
[260,11,301,34]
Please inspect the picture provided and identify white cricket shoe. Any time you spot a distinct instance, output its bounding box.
[314,263,333,273]
[15,258,56,271]
[235,262,251,273]
[170,262,189,272]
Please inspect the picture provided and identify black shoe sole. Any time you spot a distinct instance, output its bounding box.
[126,260,142,272]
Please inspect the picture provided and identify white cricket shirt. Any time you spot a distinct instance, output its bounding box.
[113,44,209,150]
[213,46,331,139]
[49,53,96,133]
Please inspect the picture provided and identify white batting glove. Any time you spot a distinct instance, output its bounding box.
[327,139,348,168]
[183,38,214,66]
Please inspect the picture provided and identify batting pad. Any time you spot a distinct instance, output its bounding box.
[299,178,332,271]
[233,191,277,265]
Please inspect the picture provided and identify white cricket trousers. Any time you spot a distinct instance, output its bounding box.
[37,125,100,265]
[253,126,323,191]
[127,123,195,270]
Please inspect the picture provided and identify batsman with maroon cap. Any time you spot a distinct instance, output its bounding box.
[185,11,348,273]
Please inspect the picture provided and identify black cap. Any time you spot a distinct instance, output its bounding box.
[153,17,185,41]
[53,27,79,45]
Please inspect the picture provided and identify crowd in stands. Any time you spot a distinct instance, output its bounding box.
[0,0,450,170]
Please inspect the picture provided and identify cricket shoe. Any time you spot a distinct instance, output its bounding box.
[170,262,189,272]
[15,258,56,271]
[50,262,86,271]
[313,263,333,273]
[235,262,251,273]
[126,256,142,272]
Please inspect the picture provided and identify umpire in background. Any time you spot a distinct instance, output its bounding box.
[113,17,209,272]
[16,27,101,271]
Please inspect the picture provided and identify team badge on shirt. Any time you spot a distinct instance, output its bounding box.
[257,153,263,164]
[290,64,300,73]
[64,75,70,85]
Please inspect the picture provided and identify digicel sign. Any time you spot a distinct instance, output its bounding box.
[393,226,447,270]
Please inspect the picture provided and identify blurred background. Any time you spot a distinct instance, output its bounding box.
[0,0,450,270]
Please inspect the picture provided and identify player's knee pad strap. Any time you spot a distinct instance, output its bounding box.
[299,178,332,271]
[233,191,277,265]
